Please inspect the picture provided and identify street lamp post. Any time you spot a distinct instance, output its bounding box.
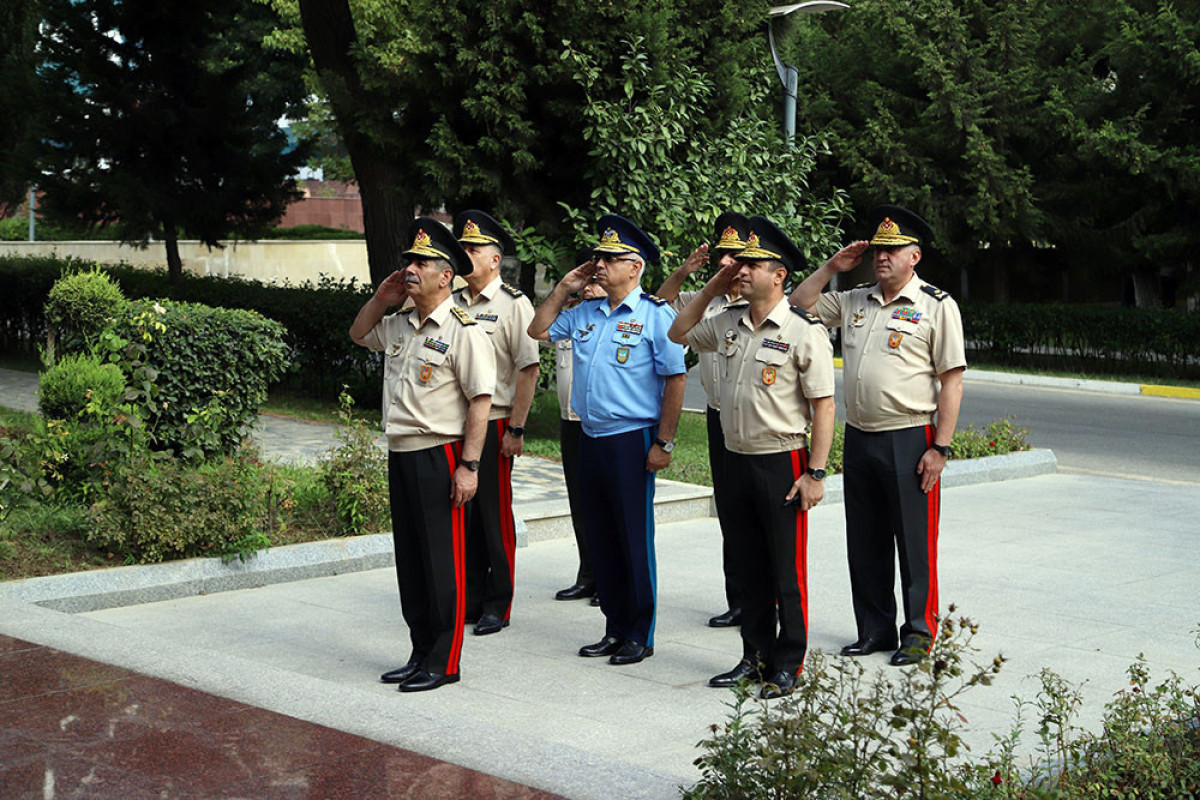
[768,2,849,148]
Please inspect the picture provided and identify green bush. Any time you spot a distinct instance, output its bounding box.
[109,298,289,458]
[259,224,364,240]
[44,268,128,355]
[86,451,280,563]
[319,391,388,536]
[37,353,126,420]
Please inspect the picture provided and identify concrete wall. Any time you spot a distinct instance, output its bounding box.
[0,240,370,286]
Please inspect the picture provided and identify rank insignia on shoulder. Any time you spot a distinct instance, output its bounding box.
[788,306,823,325]
[921,284,949,302]
[450,306,476,325]
[501,283,524,298]
[643,294,668,306]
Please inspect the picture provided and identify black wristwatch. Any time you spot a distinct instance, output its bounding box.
[462,460,481,472]
[929,443,952,458]
[654,438,675,453]
[806,467,826,481]
[506,425,525,438]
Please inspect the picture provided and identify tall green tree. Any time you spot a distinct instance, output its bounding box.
[265,0,769,286]
[37,0,310,282]
[0,0,41,216]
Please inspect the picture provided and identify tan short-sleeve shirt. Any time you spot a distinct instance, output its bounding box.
[815,273,966,432]
[361,295,496,452]
[454,277,539,420]
[687,297,835,455]
[673,290,748,410]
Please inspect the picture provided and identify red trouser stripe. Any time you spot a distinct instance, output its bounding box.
[790,448,810,675]
[496,419,517,619]
[923,425,940,642]
[445,443,466,673]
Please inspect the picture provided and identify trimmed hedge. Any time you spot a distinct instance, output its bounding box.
[0,255,380,402]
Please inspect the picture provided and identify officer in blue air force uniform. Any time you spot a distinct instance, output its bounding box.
[528,214,687,666]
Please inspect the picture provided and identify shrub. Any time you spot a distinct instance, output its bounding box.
[44,268,127,355]
[952,417,1031,460]
[319,391,388,536]
[109,298,289,458]
[86,451,280,563]
[37,353,126,420]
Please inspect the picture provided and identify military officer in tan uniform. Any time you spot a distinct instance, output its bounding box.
[670,216,836,699]
[791,204,966,666]
[452,210,540,636]
[655,212,751,628]
[350,217,496,692]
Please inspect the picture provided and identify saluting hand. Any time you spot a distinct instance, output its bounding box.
[823,241,869,273]
[558,260,599,294]
[681,243,710,275]
[703,261,741,298]
[374,270,410,306]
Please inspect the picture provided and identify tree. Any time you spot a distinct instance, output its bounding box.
[0,0,41,216]
[37,0,310,282]
[264,0,770,286]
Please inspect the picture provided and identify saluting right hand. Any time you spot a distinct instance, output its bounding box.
[822,241,870,273]
[681,243,710,275]
[558,260,599,294]
[374,270,410,306]
[703,261,741,298]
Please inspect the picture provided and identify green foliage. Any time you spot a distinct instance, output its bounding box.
[686,611,1004,799]
[44,268,128,354]
[558,37,850,288]
[106,298,290,458]
[37,353,126,421]
[258,224,364,240]
[318,391,388,536]
[951,418,1031,460]
[36,0,311,279]
[963,302,1200,379]
[86,451,282,563]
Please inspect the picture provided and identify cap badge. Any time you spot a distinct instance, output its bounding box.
[462,219,482,238]
[875,217,900,238]
[412,228,432,249]
[716,226,743,249]
[746,231,761,249]
[600,228,623,246]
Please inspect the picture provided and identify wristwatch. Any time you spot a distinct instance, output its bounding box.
[462,460,481,472]
[654,438,675,453]
[930,443,953,458]
[506,425,525,438]
[806,467,826,481]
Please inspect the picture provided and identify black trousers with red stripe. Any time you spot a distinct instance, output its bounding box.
[843,424,940,645]
[464,419,517,620]
[706,406,739,612]
[387,444,467,677]
[724,448,810,676]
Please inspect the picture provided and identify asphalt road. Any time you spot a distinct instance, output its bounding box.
[683,368,1199,483]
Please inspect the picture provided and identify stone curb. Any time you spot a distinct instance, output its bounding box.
[0,449,1056,614]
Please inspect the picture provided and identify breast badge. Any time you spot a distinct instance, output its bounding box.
[762,366,777,385]
[851,308,866,326]
[616,346,630,363]
[419,364,433,383]
[888,332,903,349]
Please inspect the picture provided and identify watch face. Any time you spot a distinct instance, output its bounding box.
[662,441,675,453]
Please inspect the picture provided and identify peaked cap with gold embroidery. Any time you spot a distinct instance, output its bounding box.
[592,213,660,265]
[712,211,751,253]
[734,215,807,273]
[868,204,934,248]
[402,217,472,276]
[453,209,515,255]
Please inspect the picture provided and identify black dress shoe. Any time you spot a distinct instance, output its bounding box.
[590,595,602,607]
[473,613,510,636]
[578,636,623,657]
[708,661,758,688]
[555,583,597,601]
[889,637,931,667]
[760,670,797,699]
[380,662,420,684]
[609,641,653,665]
[397,669,460,692]
[708,608,742,628]
[840,636,899,657]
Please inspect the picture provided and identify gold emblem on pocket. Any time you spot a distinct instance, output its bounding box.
[762,366,777,385]
[888,332,903,349]
[420,364,433,382]
[616,346,630,363]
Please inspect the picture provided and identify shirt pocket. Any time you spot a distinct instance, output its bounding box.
[611,331,642,367]
[413,347,449,387]
[753,346,788,389]
[883,318,921,355]
[719,338,742,382]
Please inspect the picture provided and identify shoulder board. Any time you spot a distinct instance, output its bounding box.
[501,282,524,298]
[921,284,950,302]
[789,306,823,325]
[450,306,476,325]
[643,294,668,306]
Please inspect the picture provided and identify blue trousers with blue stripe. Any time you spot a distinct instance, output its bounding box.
[577,426,658,648]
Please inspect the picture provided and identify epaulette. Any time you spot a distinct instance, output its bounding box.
[450,306,476,325]
[501,282,524,298]
[643,294,668,306]
[789,306,823,325]
[921,284,950,302]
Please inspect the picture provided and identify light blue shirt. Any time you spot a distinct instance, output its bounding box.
[548,286,686,437]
